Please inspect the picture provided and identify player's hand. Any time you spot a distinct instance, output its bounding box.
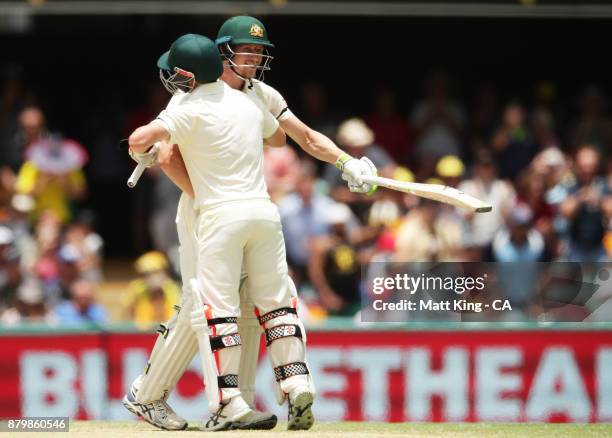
[129,142,160,168]
[336,153,378,195]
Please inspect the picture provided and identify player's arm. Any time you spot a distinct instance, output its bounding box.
[281,115,377,194]
[128,120,169,153]
[265,126,286,147]
[262,103,286,147]
[280,115,343,164]
[157,142,195,198]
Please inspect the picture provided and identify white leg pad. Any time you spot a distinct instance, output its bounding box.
[134,291,198,403]
[237,279,262,408]
[260,309,315,404]
[190,279,242,410]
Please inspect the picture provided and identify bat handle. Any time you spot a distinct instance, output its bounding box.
[360,175,381,185]
[127,163,146,188]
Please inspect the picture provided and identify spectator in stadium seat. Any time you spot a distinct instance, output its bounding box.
[458,150,516,250]
[7,106,47,172]
[491,101,537,181]
[32,210,63,304]
[54,278,107,325]
[123,251,180,325]
[492,204,544,315]
[493,203,545,263]
[308,203,362,315]
[298,81,341,145]
[1,277,52,326]
[470,84,499,148]
[14,133,88,225]
[0,225,21,312]
[560,145,611,262]
[436,155,465,188]
[530,106,559,151]
[263,146,300,203]
[393,198,462,262]
[60,211,104,282]
[568,85,612,158]
[0,69,26,172]
[280,160,360,285]
[364,88,413,165]
[323,117,395,221]
[411,72,466,162]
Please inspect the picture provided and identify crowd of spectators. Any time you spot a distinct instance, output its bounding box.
[1,67,611,326]
[0,77,107,325]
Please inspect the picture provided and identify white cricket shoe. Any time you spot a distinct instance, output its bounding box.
[202,396,277,431]
[287,387,315,431]
[122,390,188,430]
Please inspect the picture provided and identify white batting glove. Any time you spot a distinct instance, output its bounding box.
[129,142,160,168]
[335,153,378,195]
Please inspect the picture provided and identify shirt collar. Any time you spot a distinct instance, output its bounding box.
[194,80,225,96]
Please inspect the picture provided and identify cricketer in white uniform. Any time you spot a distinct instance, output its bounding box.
[124,17,378,433]
[127,33,313,431]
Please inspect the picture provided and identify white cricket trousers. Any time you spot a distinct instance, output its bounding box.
[195,198,292,317]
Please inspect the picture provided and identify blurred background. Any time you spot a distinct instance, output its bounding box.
[0,0,611,423]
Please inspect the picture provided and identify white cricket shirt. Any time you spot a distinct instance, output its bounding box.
[242,79,294,122]
[157,81,279,209]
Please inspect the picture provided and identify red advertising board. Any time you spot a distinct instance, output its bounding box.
[1,329,611,422]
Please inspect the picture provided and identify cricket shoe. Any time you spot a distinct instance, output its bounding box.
[287,387,315,431]
[202,396,277,431]
[122,390,187,430]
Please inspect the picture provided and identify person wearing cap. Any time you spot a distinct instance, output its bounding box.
[14,135,88,224]
[321,117,395,220]
[436,155,465,186]
[123,251,180,325]
[128,33,317,431]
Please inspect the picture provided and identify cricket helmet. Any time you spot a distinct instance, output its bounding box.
[157,33,223,94]
[215,16,274,81]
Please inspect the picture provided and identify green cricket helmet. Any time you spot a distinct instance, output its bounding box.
[157,33,223,94]
[215,16,274,81]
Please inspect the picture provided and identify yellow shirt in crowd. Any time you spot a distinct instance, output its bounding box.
[15,161,86,224]
[124,278,180,325]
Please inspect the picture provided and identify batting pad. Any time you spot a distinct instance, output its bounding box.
[237,285,262,408]
[135,292,198,404]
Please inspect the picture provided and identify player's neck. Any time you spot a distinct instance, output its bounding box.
[221,69,245,90]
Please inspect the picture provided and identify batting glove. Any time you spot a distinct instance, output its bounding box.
[335,153,378,195]
[129,142,160,168]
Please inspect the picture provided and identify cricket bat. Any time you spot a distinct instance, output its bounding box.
[361,175,492,213]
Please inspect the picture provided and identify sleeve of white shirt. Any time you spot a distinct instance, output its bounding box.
[262,105,280,139]
[256,81,294,121]
[156,105,193,146]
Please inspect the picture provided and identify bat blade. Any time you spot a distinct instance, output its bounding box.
[361,175,492,213]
